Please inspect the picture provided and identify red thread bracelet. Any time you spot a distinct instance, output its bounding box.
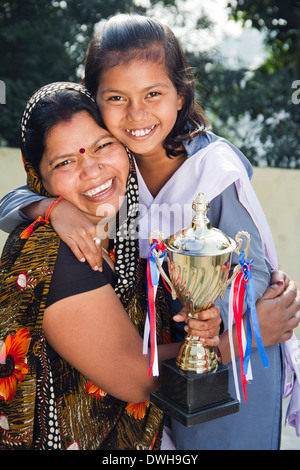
[45,196,64,222]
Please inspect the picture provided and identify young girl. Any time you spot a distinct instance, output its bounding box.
[0,15,299,449]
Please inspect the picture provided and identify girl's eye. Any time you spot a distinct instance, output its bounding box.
[108,95,124,102]
[147,91,160,98]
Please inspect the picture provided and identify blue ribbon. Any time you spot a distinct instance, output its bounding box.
[239,251,269,372]
[148,242,160,287]
[146,241,166,372]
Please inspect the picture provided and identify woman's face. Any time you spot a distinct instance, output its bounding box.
[39,111,130,225]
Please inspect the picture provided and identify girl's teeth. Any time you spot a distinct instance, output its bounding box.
[126,125,155,136]
[83,178,113,197]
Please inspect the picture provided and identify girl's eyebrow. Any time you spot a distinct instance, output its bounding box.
[100,82,170,95]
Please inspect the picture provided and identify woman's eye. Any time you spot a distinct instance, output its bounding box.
[96,141,114,152]
[55,159,72,168]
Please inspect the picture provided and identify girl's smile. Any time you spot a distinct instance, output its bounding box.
[125,125,157,138]
[96,58,184,160]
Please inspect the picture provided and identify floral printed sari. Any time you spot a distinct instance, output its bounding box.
[0,136,171,450]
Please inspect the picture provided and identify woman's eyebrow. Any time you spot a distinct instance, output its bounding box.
[48,135,112,166]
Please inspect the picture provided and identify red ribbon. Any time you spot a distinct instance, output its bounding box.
[146,240,167,377]
[232,271,247,401]
[146,247,156,378]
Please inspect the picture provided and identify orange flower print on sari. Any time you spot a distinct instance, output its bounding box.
[126,401,150,420]
[86,381,107,400]
[0,328,31,402]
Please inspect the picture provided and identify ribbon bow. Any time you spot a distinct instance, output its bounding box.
[143,239,167,377]
[229,251,269,402]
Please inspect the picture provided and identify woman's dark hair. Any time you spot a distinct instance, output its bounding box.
[21,89,103,174]
[84,14,210,158]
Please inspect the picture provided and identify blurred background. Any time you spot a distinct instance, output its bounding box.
[0,0,299,448]
[1,0,299,168]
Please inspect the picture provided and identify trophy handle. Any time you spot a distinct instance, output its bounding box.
[149,230,177,301]
[221,231,251,298]
[152,249,178,300]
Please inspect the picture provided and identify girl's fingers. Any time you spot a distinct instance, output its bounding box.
[65,235,103,271]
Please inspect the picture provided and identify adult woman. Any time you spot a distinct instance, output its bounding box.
[0,82,220,450]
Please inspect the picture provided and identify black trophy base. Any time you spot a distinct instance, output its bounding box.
[150,358,239,427]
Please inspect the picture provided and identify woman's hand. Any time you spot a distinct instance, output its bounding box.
[50,199,103,271]
[270,269,290,289]
[173,305,221,347]
[256,278,300,346]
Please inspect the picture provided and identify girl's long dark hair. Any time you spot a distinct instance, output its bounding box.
[84,14,210,158]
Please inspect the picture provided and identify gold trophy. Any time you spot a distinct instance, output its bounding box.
[150,193,251,426]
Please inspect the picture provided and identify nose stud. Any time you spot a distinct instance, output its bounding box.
[98,164,103,170]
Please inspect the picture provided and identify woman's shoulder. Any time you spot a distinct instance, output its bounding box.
[56,240,116,282]
[46,240,117,308]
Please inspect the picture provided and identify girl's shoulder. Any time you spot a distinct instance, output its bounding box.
[185,131,253,179]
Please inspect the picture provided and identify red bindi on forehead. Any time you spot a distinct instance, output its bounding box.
[79,148,85,154]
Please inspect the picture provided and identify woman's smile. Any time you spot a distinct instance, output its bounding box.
[81,177,115,199]
[39,111,129,224]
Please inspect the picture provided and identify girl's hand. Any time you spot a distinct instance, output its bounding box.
[49,199,103,271]
[173,305,221,347]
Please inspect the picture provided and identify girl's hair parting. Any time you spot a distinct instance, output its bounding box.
[84,14,210,158]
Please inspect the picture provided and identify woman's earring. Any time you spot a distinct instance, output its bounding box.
[98,164,103,170]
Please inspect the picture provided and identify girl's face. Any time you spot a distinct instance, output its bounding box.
[96,59,184,160]
[39,111,129,225]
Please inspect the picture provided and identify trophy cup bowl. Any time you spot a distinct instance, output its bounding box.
[150,193,250,426]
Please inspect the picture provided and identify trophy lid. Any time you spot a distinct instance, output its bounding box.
[164,193,236,256]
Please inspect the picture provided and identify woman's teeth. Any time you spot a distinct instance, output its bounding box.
[126,125,155,137]
[83,178,113,197]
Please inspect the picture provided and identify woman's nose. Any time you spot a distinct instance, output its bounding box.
[80,157,102,179]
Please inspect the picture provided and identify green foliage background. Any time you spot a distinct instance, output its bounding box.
[0,0,299,168]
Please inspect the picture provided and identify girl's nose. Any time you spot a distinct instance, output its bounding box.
[126,101,146,122]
